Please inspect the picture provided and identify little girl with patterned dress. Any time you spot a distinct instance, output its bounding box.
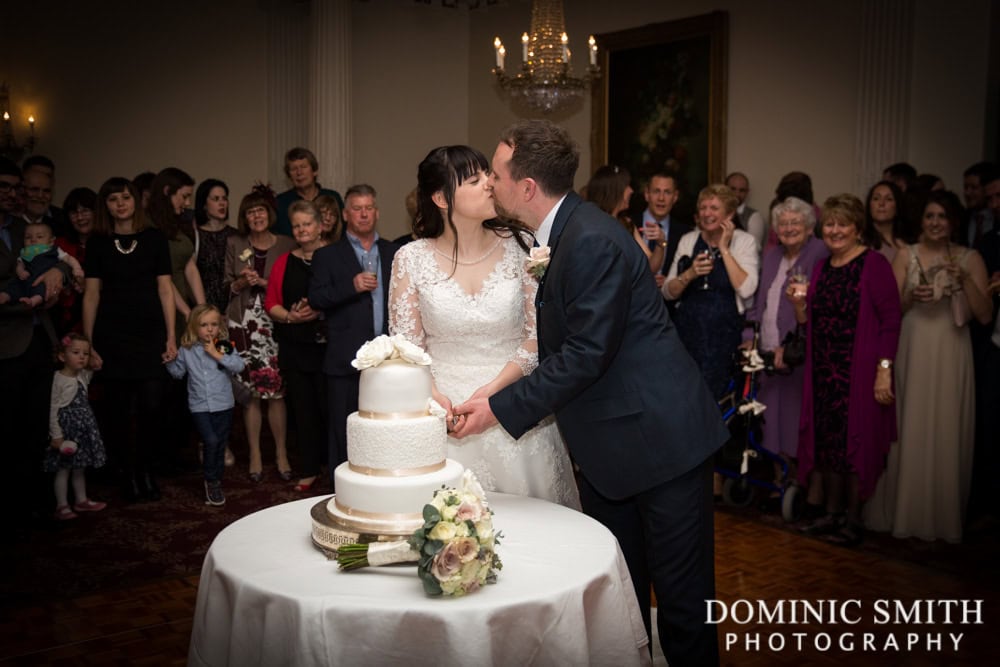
[46,333,108,520]
[167,304,245,506]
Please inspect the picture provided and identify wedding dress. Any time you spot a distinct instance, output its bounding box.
[389,236,581,510]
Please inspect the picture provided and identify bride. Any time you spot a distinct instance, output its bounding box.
[389,145,581,509]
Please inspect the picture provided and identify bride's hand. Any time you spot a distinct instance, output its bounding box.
[468,384,494,402]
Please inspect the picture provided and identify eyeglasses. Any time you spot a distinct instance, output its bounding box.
[776,219,805,229]
[0,181,18,193]
[245,206,268,217]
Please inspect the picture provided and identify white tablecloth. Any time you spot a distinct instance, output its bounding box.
[188,493,650,666]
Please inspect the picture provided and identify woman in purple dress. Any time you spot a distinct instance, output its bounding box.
[743,197,828,503]
[787,193,901,545]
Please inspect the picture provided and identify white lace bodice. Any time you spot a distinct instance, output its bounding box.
[389,236,538,400]
[387,235,580,510]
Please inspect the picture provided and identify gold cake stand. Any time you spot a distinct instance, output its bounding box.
[310,496,418,557]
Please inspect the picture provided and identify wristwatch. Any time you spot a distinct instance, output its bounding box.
[878,358,893,369]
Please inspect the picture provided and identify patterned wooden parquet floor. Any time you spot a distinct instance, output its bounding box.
[1,512,996,666]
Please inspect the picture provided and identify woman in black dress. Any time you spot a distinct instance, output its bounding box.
[82,178,176,501]
[195,179,236,313]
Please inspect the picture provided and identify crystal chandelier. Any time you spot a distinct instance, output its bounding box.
[491,0,599,114]
[0,83,36,163]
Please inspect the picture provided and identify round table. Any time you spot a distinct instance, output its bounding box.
[188,493,650,666]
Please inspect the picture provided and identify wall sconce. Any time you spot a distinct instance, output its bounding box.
[1,83,37,163]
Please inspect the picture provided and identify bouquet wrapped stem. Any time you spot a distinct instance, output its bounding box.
[336,541,419,570]
[334,471,502,597]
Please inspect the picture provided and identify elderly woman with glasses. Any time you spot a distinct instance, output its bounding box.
[743,197,828,500]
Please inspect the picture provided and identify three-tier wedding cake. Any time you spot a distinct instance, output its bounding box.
[311,336,465,552]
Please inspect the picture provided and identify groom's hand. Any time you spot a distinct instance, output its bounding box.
[450,397,498,439]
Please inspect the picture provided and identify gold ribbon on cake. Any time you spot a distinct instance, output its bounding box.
[348,461,446,477]
[358,409,431,420]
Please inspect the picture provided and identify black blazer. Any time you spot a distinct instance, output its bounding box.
[490,192,727,500]
[308,235,397,377]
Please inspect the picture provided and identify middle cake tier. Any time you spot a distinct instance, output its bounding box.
[346,412,448,471]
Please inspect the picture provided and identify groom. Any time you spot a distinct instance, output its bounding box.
[453,120,728,667]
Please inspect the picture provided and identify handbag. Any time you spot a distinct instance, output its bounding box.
[780,325,807,368]
[950,288,971,327]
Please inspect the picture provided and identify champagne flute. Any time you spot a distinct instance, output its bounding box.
[698,249,714,290]
[789,265,808,298]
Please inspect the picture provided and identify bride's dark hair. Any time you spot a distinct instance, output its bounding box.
[415,146,531,259]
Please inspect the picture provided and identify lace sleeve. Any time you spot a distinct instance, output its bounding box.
[515,256,540,375]
[388,246,425,348]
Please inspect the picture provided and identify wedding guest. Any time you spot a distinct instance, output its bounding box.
[225,188,295,482]
[54,187,98,334]
[148,168,204,328]
[83,177,176,502]
[865,180,905,263]
[194,179,236,313]
[867,191,992,542]
[46,332,107,520]
[584,165,664,274]
[638,172,687,289]
[274,147,344,237]
[663,184,759,399]
[726,171,767,253]
[265,201,329,491]
[132,171,155,211]
[883,162,917,192]
[308,185,397,488]
[167,304,245,507]
[315,193,342,243]
[148,167,208,472]
[789,193,901,546]
[743,197,828,500]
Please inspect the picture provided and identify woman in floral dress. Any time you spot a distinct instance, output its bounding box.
[225,187,296,482]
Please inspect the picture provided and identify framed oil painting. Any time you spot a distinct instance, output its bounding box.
[591,12,728,223]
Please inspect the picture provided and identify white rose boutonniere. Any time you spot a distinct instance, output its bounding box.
[526,245,551,280]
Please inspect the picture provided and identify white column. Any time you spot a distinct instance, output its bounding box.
[266,0,310,189]
[308,0,353,193]
[853,0,914,194]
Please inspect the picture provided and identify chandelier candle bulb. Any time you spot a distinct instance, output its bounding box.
[494,37,503,68]
[561,32,569,62]
[589,36,597,66]
[498,45,506,69]
[521,32,529,61]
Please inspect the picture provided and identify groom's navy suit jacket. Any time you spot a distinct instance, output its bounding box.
[491,192,727,500]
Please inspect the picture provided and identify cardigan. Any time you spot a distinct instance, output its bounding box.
[797,250,902,499]
[663,228,760,313]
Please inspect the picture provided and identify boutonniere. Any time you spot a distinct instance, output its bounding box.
[525,245,551,280]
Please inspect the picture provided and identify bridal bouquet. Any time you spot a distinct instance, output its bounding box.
[336,471,502,597]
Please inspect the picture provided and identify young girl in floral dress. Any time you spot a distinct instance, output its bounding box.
[46,333,107,520]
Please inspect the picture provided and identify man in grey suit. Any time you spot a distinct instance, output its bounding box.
[454,120,727,666]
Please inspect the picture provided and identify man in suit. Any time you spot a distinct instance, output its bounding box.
[308,184,397,485]
[637,172,688,293]
[454,120,728,666]
[726,171,766,252]
[1,158,68,537]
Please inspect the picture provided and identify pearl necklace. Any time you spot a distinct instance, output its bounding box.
[433,238,502,266]
[114,239,138,255]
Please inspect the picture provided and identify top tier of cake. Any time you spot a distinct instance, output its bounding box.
[358,358,433,416]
